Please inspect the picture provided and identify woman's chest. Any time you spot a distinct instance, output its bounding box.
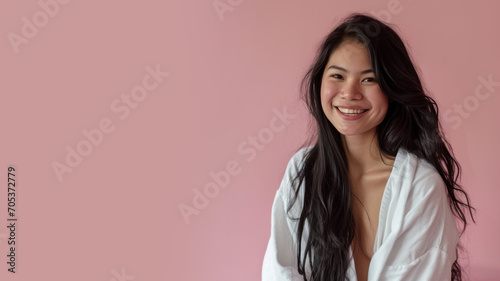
[350,169,392,280]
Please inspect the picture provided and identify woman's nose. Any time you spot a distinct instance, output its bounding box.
[340,81,363,100]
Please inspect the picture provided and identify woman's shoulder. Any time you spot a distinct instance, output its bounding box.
[394,149,441,179]
[277,146,313,204]
[284,146,313,174]
[393,149,447,200]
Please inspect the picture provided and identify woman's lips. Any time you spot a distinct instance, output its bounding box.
[336,107,367,115]
[335,106,368,120]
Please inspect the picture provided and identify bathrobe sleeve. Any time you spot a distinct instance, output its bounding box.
[368,156,460,281]
[262,149,309,281]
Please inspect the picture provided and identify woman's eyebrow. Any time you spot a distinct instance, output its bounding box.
[327,65,373,74]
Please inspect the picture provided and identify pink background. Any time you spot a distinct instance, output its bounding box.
[1,0,499,280]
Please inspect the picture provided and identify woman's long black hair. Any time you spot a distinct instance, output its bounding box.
[288,14,475,280]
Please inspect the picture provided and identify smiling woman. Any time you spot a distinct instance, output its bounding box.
[262,14,475,281]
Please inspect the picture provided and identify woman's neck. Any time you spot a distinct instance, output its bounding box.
[341,129,393,178]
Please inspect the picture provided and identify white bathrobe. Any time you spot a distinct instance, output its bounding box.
[262,147,459,281]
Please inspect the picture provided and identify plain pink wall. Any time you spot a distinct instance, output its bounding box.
[0,0,498,280]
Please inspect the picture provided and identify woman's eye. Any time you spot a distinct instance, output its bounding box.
[330,74,343,79]
[362,77,377,82]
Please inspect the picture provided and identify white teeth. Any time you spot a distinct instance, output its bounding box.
[337,107,366,114]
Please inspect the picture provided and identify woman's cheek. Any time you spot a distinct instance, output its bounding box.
[321,84,336,108]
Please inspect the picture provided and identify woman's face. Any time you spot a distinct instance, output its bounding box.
[320,41,388,138]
